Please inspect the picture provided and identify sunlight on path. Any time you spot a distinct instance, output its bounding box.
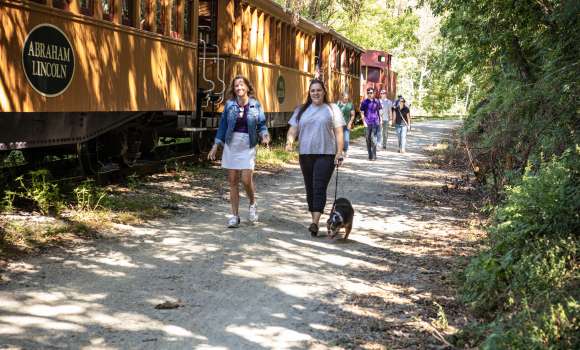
[0,120,465,349]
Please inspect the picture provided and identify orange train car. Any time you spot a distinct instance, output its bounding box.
[1,0,199,168]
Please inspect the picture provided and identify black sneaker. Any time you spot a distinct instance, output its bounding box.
[308,223,319,237]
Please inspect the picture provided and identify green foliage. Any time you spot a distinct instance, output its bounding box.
[460,149,579,347]
[73,180,106,211]
[426,0,580,195]
[4,170,61,215]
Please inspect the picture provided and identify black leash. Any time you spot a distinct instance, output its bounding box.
[331,162,340,212]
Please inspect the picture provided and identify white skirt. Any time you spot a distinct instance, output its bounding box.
[221,132,256,170]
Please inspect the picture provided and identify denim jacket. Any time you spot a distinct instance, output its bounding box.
[214,98,269,148]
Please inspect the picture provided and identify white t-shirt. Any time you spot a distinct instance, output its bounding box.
[288,103,345,155]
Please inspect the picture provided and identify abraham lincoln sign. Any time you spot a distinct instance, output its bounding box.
[22,24,75,97]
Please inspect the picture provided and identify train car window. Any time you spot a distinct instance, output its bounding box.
[79,0,94,16]
[101,0,113,21]
[170,0,178,38]
[156,0,164,34]
[198,0,217,45]
[140,0,147,29]
[367,67,380,82]
[378,55,386,63]
[183,0,193,40]
[52,0,67,10]
[122,0,134,26]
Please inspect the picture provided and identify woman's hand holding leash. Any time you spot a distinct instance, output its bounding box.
[335,153,344,167]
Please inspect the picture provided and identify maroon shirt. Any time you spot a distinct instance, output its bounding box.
[233,103,249,133]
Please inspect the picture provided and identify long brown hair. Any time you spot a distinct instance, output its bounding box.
[296,79,329,121]
[228,75,255,100]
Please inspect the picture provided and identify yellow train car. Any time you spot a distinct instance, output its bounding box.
[0,0,199,167]
[314,27,363,109]
[194,0,318,134]
[195,0,361,135]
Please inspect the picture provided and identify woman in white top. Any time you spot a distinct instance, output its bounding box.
[285,79,345,236]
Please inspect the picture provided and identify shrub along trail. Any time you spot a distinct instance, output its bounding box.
[0,120,482,349]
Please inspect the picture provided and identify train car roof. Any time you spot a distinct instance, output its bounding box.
[304,19,365,53]
[250,0,364,52]
[247,0,322,34]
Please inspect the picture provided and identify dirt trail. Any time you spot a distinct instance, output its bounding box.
[0,120,478,349]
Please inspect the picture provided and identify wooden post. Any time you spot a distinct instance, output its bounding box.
[250,8,258,60]
[176,0,184,36]
[275,20,281,65]
[263,15,270,63]
[94,0,103,19]
[164,0,171,35]
[69,0,80,14]
[218,0,234,54]
[233,0,242,55]
[147,0,156,32]
[256,11,264,62]
[133,0,141,29]
[280,23,286,66]
[241,4,250,57]
[113,0,122,24]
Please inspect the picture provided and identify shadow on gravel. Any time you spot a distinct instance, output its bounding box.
[0,121,473,349]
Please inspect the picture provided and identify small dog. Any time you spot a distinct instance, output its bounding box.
[327,198,354,240]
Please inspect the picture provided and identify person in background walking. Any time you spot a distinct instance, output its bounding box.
[208,75,270,228]
[337,92,355,157]
[285,79,345,237]
[394,97,411,153]
[379,89,393,150]
[360,88,382,160]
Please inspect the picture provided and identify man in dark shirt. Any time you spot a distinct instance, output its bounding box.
[394,98,411,153]
[360,88,382,160]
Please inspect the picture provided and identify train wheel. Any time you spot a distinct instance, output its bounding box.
[77,141,99,175]
[119,129,142,167]
[140,130,159,158]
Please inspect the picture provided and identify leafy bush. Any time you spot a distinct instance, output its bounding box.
[4,170,61,215]
[460,148,579,347]
[73,179,106,211]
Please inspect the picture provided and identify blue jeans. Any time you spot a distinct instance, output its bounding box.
[395,124,408,151]
[365,124,380,160]
[343,126,350,152]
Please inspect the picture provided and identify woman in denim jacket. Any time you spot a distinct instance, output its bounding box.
[208,75,270,228]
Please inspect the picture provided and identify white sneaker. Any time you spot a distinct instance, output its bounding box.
[248,203,259,222]
[227,215,240,228]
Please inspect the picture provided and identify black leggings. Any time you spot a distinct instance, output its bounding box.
[299,154,335,213]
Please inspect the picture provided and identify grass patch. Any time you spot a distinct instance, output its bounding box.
[0,171,191,259]
[349,125,366,140]
[256,144,297,170]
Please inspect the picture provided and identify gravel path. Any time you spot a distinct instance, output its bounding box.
[0,120,474,350]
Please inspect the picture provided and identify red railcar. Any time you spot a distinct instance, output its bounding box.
[360,50,397,100]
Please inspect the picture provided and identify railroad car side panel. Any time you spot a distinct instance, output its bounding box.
[0,1,197,113]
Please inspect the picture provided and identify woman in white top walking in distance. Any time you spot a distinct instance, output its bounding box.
[285,79,345,236]
[208,75,270,228]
